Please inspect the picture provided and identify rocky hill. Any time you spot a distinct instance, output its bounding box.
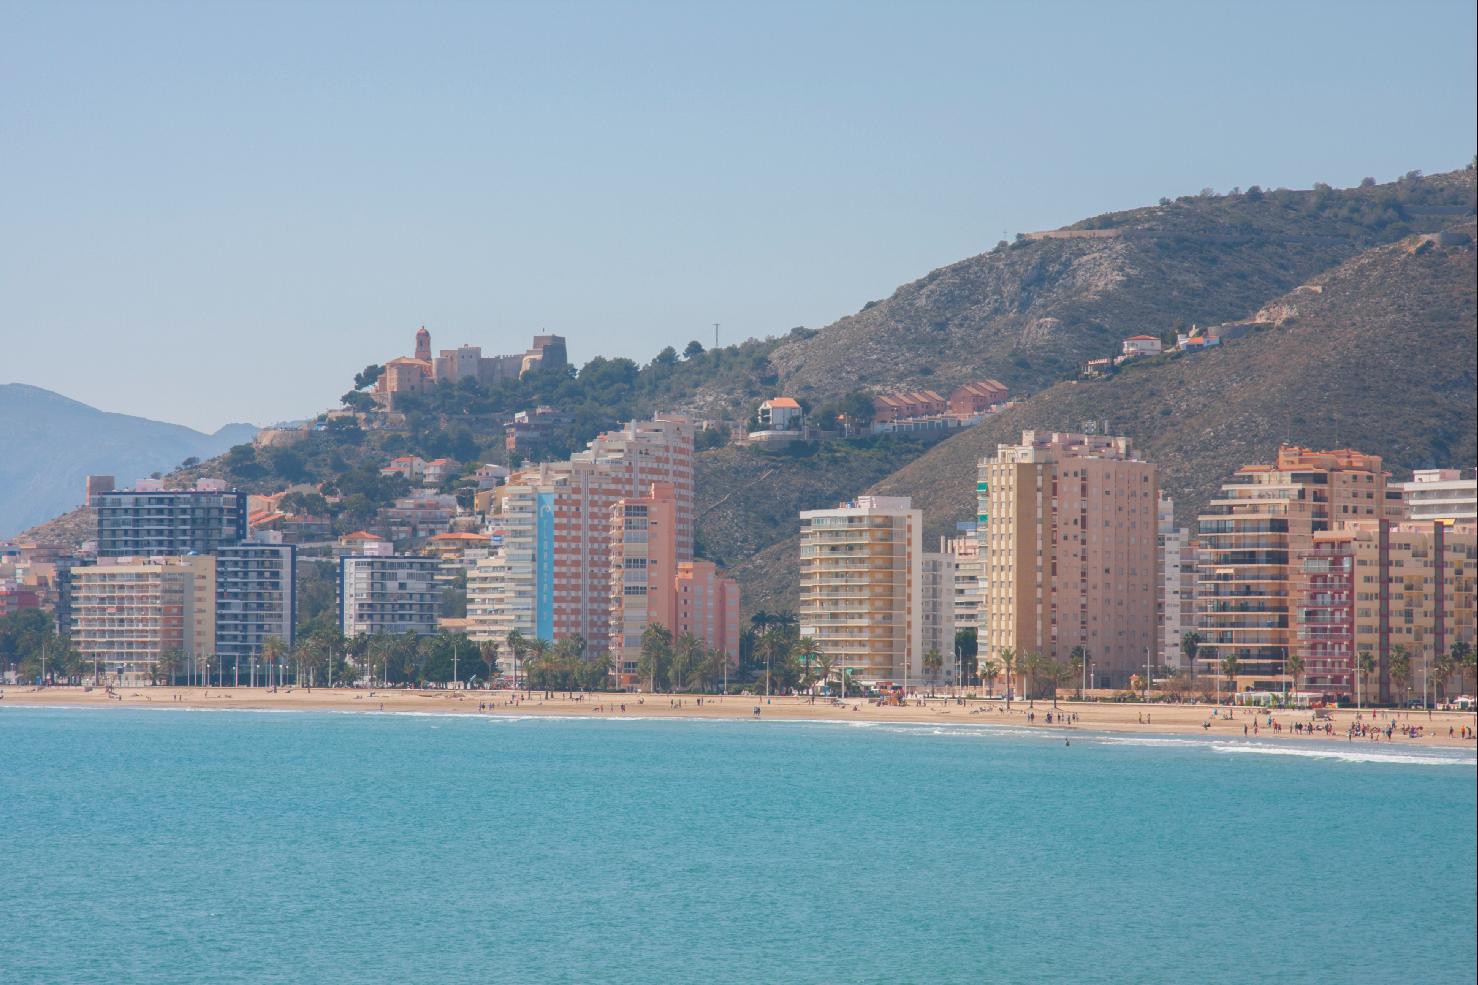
[730,221,1477,615]
[722,170,1475,409]
[0,385,256,538]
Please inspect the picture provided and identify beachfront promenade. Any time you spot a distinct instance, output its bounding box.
[4,686,1475,748]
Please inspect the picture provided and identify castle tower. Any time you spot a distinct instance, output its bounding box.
[415,326,431,363]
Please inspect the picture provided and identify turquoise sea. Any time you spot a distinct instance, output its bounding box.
[1,707,1474,985]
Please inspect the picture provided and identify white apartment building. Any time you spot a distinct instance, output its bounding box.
[1397,469,1477,522]
[338,556,440,638]
[1156,495,1197,669]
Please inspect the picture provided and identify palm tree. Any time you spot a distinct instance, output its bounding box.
[1451,640,1475,696]
[1285,652,1305,706]
[980,658,1001,697]
[505,630,527,691]
[796,636,821,694]
[639,623,673,693]
[1355,649,1375,709]
[1431,647,1457,706]
[1389,644,1412,706]
[812,648,836,697]
[1021,650,1042,703]
[672,631,701,692]
[922,648,944,694]
[479,641,500,688]
[1220,654,1239,703]
[1069,646,1086,699]
[999,647,1017,709]
[1180,631,1202,693]
[261,637,287,690]
[154,649,181,687]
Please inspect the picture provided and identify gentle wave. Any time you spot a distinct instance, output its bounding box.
[1209,743,1475,767]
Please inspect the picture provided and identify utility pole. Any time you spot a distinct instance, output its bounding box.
[1144,646,1150,703]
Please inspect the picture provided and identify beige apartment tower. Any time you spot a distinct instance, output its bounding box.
[799,496,923,686]
[977,432,1158,690]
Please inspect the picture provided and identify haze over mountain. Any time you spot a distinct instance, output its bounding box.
[0,384,256,537]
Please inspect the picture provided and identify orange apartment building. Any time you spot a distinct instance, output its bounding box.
[977,432,1158,690]
[607,482,739,686]
[1197,447,1398,689]
[1295,520,1476,702]
[468,414,694,651]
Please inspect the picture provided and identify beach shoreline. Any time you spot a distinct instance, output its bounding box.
[4,685,1476,748]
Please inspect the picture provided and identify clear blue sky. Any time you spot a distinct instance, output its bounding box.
[3,0,1474,432]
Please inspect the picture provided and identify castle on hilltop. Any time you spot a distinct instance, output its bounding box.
[376,327,567,404]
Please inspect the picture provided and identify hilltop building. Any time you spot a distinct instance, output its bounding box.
[977,432,1158,691]
[374,327,567,406]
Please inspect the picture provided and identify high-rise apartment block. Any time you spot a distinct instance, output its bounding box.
[469,414,694,649]
[215,543,297,677]
[1196,447,1396,686]
[94,484,247,557]
[799,496,922,685]
[338,555,440,638]
[977,432,1158,689]
[71,556,217,683]
[920,552,955,676]
[1295,520,1476,701]
[940,530,983,643]
[1157,495,1198,669]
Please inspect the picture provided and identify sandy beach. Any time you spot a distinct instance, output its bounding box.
[4,684,1475,748]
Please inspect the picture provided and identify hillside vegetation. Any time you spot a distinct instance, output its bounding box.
[739,171,1475,408]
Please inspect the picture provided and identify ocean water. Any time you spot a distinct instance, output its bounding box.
[1,708,1473,985]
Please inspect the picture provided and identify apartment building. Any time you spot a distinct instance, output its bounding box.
[338,555,440,638]
[468,414,694,650]
[214,542,296,679]
[1396,469,1477,522]
[799,496,922,686]
[1157,495,1198,669]
[940,530,983,644]
[977,432,1158,690]
[1295,520,1476,701]
[920,552,955,681]
[71,556,216,683]
[674,561,741,670]
[1197,447,1396,686]
[94,484,247,557]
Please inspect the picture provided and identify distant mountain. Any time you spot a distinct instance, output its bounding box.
[0,384,256,537]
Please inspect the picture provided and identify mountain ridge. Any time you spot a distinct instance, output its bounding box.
[0,383,256,537]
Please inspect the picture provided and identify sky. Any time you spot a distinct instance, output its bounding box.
[2,0,1475,432]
